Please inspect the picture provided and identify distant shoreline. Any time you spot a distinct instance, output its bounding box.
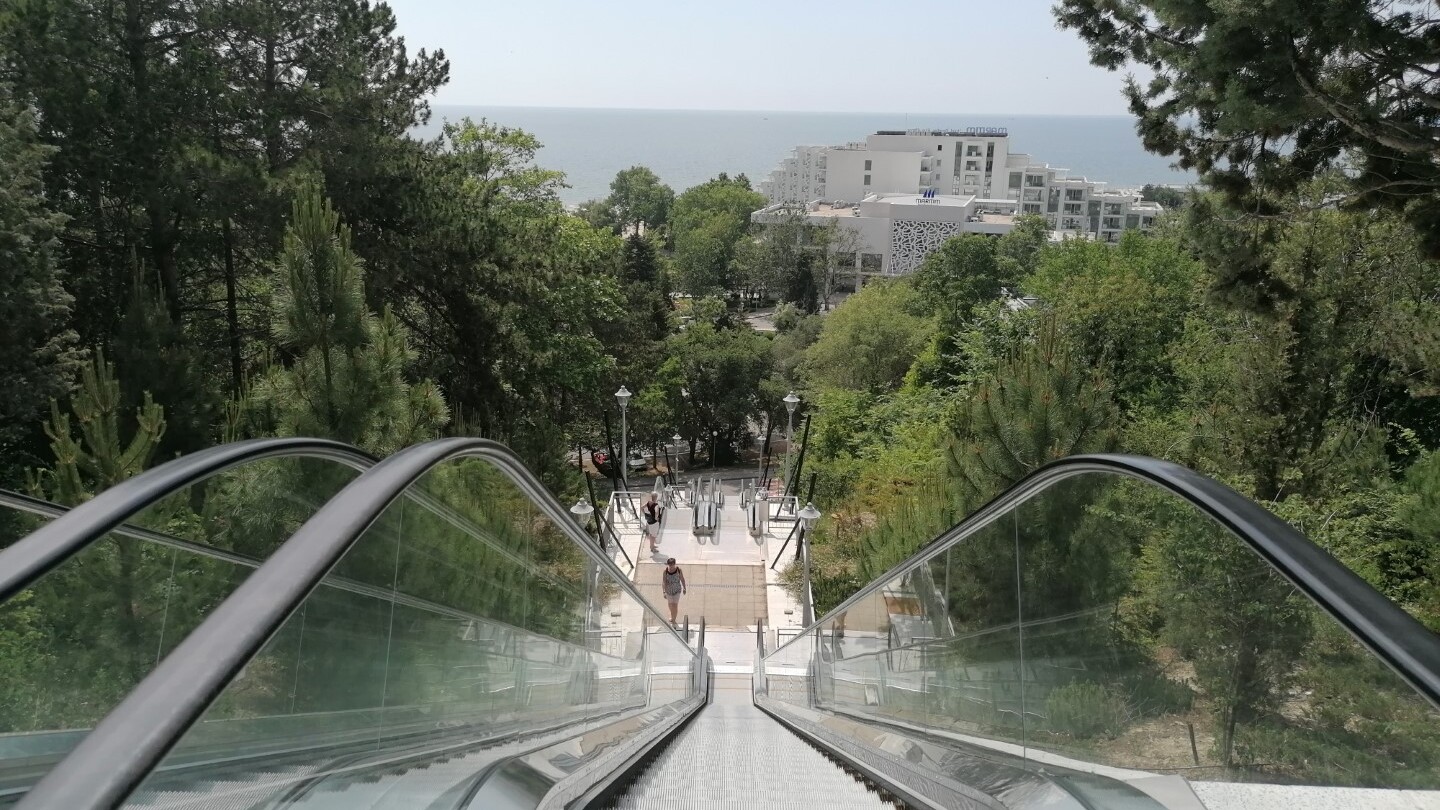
[430,104,1143,120]
[418,106,1196,204]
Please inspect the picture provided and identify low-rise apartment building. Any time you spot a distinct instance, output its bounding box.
[758,128,1164,247]
[753,192,1022,278]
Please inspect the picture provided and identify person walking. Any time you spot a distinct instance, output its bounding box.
[642,491,664,553]
[662,558,686,626]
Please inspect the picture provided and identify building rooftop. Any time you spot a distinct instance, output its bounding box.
[871,192,975,208]
[810,202,860,217]
[874,127,1009,138]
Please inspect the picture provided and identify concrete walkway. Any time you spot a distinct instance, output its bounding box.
[600,476,808,640]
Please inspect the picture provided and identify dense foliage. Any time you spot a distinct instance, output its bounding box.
[1056,0,1440,256]
[791,191,1440,782]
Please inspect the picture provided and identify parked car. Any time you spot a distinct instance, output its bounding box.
[626,449,649,471]
[589,450,616,478]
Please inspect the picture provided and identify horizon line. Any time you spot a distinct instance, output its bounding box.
[425,102,1137,119]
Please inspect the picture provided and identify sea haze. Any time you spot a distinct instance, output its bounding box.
[417,106,1195,206]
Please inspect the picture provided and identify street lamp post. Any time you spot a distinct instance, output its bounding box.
[783,391,800,491]
[798,501,821,625]
[615,386,632,489]
[564,498,593,541]
[571,498,602,650]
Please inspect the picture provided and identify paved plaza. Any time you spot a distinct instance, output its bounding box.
[601,475,809,650]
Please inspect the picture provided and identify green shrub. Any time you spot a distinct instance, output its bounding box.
[1121,671,1194,718]
[1046,682,1126,740]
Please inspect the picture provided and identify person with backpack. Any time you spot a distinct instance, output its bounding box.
[662,558,687,626]
[642,491,664,553]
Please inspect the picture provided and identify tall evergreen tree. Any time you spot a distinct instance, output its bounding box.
[947,318,1120,509]
[621,233,670,342]
[0,96,82,484]
[241,188,448,455]
[1055,0,1440,255]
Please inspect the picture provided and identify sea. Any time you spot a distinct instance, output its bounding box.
[417,106,1195,207]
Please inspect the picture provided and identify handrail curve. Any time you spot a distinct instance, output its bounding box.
[16,437,697,810]
[0,438,376,604]
[764,453,1440,712]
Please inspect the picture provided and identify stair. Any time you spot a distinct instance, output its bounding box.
[609,680,897,809]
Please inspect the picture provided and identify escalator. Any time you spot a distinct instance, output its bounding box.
[1,439,1437,809]
[609,675,897,809]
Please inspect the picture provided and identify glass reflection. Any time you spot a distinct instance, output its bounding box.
[761,470,1440,794]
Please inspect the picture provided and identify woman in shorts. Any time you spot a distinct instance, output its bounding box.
[662,558,686,626]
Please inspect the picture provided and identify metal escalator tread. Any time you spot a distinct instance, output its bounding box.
[612,700,896,809]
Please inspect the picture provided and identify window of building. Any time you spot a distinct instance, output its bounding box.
[1140,217,1154,228]
[1064,203,1082,214]
[861,253,882,270]
[1126,214,1140,229]
[1009,172,1022,189]
[1023,188,1043,202]
[1104,203,1123,215]
[1026,174,1046,187]
[966,145,982,156]
[1087,200,1102,216]
[863,174,871,185]
[864,159,872,170]
[1047,187,1061,213]
[1023,202,1042,214]
[1103,216,1122,229]
[1065,189,1084,201]
[965,160,980,171]
[836,251,857,268]
[964,174,978,185]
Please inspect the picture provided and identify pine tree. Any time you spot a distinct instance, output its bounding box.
[947,318,1120,510]
[0,96,83,484]
[241,187,448,455]
[622,233,670,343]
[27,351,166,507]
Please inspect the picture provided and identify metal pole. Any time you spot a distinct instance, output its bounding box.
[759,415,776,489]
[784,416,813,504]
[756,414,766,481]
[785,410,795,487]
[800,525,815,625]
[619,406,628,492]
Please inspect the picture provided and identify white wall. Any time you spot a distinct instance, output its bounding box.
[823,150,870,204]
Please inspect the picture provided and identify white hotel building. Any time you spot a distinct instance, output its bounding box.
[754,128,1164,278]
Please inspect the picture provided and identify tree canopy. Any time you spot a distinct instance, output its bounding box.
[608,166,674,234]
[1056,0,1440,255]
[670,174,766,298]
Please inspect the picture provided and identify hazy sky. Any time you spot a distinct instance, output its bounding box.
[383,0,1137,115]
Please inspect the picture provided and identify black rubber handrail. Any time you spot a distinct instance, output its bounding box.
[0,438,376,604]
[17,437,701,810]
[0,488,618,670]
[763,453,1440,712]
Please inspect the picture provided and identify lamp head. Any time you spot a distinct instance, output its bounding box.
[614,385,632,410]
[798,501,821,531]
